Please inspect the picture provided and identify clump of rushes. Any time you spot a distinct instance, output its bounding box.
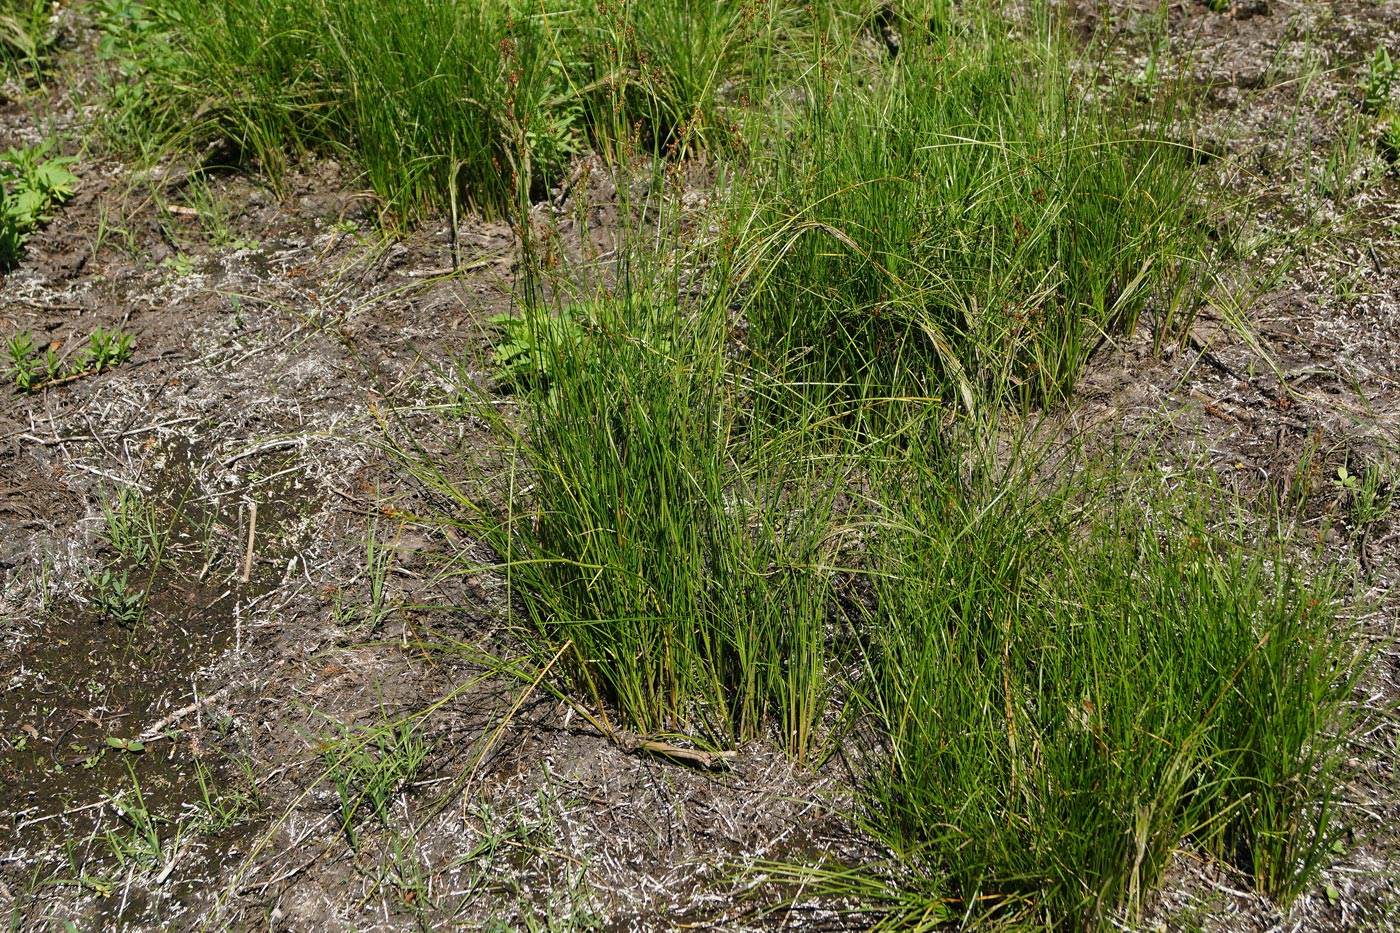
[130,0,799,220]
[0,0,51,79]
[441,294,841,757]
[141,0,567,216]
[738,0,1210,418]
[854,446,1360,929]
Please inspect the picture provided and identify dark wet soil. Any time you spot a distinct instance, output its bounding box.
[0,437,307,849]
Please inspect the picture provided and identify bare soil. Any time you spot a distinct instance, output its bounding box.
[2,1,1399,931]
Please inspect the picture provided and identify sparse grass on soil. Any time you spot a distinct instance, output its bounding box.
[2,0,1398,931]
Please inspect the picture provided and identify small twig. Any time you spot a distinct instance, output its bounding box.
[18,432,98,446]
[623,735,738,771]
[464,641,570,790]
[16,416,201,448]
[1,299,88,311]
[223,439,300,468]
[66,462,153,491]
[547,676,739,771]
[13,362,124,394]
[15,797,109,830]
[242,503,258,583]
[139,686,232,742]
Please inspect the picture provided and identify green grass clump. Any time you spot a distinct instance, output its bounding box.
[0,0,50,79]
[115,0,824,219]
[857,451,1358,928]
[739,2,1208,415]
[445,295,839,757]
[138,0,565,215]
[344,2,1362,924]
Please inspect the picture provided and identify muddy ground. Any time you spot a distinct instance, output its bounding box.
[2,1,1399,931]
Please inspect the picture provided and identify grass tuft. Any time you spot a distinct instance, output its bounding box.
[737,1,1210,415]
[455,294,840,756]
[855,446,1360,928]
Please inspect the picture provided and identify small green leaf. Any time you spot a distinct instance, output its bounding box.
[105,736,145,752]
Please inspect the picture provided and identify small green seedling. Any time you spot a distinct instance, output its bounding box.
[1334,464,1395,529]
[1364,47,1398,114]
[4,326,134,392]
[1380,114,1400,163]
[100,486,159,565]
[1,140,78,268]
[74,326,135,371]
[86,568,144,625]
[1362,47,1400,162]
[105,736,146,753]
[191,757,260,831]
[3,331,42,390]
[160,253,195,277]
[326,719,428,849]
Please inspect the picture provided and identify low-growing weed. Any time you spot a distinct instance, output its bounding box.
[1360,47,1400,164]
[332,519,397,631]
[3,331,40,390]
[488,305,591,396]
[84,326,134,369]
[3,326,134,392]
[190,757,260,832]
[102,775,171,875]
[1334,462,1395,530]
[0,140,77,268]
[55,765,176,896]
[86,568,144,625]
[181,177,260,250]
[160,253,195,277]
[1380,116,1400,164]
[1363,46,1397,115]
[99,486,161,566]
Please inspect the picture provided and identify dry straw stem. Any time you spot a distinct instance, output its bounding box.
[240,501,257,584]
